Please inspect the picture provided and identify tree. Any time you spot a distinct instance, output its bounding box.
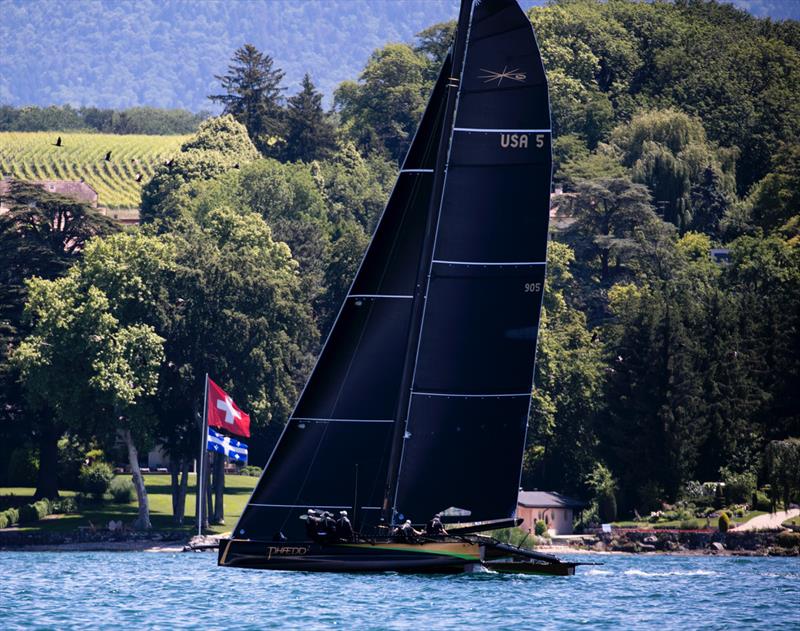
[689,166,731,239]
[12,234,167,527]
[140,115,259,228]
[569,177,660,285]
[611,109,735,232]
[523,243,604,495]
[414,21,455,80]
[335,43,429,162]
[765,439,800,510]
[283,74,337,163]
[746,143,800,241]
[0,181,118,499]
[209,44,286,155]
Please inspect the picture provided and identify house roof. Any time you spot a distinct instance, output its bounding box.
[517,490,586,509]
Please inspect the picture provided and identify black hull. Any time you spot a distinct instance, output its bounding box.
[218,538,577,575]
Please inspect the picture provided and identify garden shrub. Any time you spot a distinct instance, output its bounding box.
[53,497,78,514]
[18,500,51,524]
[2,507,20,526]
[109,477,135,503]
[777,531,800,548]
[534,519,548,536]
[239,465,262,477]
[0,513,7,529]
[79,462,113,498]
[721,468,756,505]
[6,447,39,486]
[718,511,731,533]
[752,490,772,512]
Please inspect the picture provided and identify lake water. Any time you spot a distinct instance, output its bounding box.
[0,551,797,629]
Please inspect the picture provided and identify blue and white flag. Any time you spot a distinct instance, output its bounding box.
[207,427,248,463]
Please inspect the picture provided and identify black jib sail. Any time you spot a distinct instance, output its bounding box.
[234,58,452,541]
[234,0,550,541]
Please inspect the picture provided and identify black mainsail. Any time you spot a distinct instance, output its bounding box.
[234,0,551,543]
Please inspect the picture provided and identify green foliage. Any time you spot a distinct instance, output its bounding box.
[523,243,604,494]
[140,115,258,226]
[585,463,618,523]
[239,465,262,477]
[109,477,135,504]
[6,448,39,486]
[283,74,337,163]
[610,109,734,232]
[752,490,772,512]
[765,439,800,511]
[746,144,800,242]
[79,462,114,498]
[720,468,756,505]
[52,497,78,514]
[335,43,429,162]
[0,507,20,527]
[0,513,7,529]
[534,519,548,537]
[19,499,51,524]
[718,511,731,533]
[208,44,286,156]
[0,105,206,134]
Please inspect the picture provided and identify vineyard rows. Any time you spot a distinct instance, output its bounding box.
[0,132,189,209]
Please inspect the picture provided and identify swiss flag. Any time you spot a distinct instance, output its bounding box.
[206,377,250,438]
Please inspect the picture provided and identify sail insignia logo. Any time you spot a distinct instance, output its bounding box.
[479,66,526,86]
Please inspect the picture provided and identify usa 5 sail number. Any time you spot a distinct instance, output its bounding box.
[500,133,545,149]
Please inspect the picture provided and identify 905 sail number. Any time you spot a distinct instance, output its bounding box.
[524,282,542,293]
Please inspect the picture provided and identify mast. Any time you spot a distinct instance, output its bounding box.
[382,0,474,525]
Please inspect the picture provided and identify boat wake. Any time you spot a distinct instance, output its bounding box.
[623,569,716,577]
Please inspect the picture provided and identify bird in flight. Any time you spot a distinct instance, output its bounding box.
[53,136,62,147]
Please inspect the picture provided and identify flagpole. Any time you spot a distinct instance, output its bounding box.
[198,373,209,536]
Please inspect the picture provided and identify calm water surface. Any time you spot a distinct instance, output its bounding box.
[0,552,797,629]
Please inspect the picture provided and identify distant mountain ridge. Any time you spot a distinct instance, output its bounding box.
[0,0,796,111]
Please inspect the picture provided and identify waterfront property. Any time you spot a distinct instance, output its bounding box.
[517,490,586,535]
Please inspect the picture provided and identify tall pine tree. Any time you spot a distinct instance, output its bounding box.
[209,44,286,156]
[283,74,337,162]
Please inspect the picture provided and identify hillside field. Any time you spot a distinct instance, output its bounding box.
[0,132,189,209]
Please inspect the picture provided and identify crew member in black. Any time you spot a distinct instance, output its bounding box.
[322,511,338,542]
[336,510,354,541]
[398,519,422,543]
[425,513,447,536]
[305,509,322,541]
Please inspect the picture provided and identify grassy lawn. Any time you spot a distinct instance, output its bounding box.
[0,473,258,535]
[611,511,767,530]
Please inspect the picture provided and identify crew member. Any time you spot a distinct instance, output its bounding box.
[322,511,338,542]
[305,509,323,542]
[398,519,422,542]
[425,513,447,536]
[336,510,354,541]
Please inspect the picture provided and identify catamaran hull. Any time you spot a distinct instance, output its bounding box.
[217,538,578,575]
[218,538,482,573]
